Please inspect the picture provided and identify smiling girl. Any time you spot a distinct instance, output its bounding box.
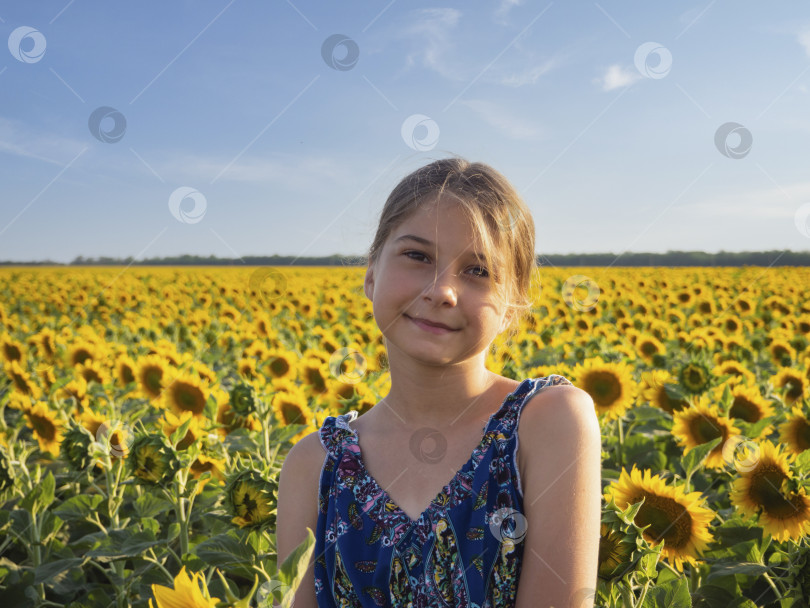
[277,158,602,608]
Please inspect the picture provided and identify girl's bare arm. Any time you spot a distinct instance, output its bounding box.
[515,386,603,608]
[276,431,327,608]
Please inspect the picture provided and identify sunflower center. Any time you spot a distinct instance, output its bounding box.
[121,365,135,384]
[173,382,205,415]
[144,368,163,393]
[795,418,810,452]
[749,467,804,519]
[640,341,659,357]
[71,348,92,366]
[687,415,723,444]
[30,414,56,441]
[684,367,707,390]
[281,403,304,425]
[729,397,760,422]
[269,357,290,377]
[585,372,622,407]
[631,493,691,549]
[4,343,22,361]
[782,377,804,401]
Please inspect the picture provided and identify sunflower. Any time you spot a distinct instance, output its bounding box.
[780,407,810,456]
[271,387,313,428]
[162,410,204,450]
[730,440,810,542]
[604,466,714,572]
[55,377,90,410]
[770,339,797,366]
[32,328,57,361]
[136,355,170,401]
[298,355,330,395]
[149,566,220,608]
[597,521,636,581]
[61,420,95,470]
[22,402,63,456]
[671,398,740,470]
[115,355,137,387]
[714,382,774,429]
[190,454,227,493]
[66,340,98,367]
[263,348,294,380]
[128,434,180,486]
[636,334,666,365]
[772,368,807,406]
[78,409,130,459]
[75,360,110,386]
[571,357,635,421]
[678,360,712,394]
[0,334,24,364]
[712,360,756,386]
[163,373,209,417]
[226,469,276,529]
[3,360,42,399]
[639,370,689,414]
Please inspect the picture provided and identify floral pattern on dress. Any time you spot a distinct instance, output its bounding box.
[313,375,574,608]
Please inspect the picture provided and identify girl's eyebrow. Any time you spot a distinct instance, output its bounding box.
[394,234,487,261]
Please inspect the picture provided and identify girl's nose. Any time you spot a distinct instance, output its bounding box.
[422,272,458,306]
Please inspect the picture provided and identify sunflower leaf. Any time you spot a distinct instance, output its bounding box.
[170,415,194,448]
[275,527,316,597]
[681,436,722,476]
[641,576,691,608]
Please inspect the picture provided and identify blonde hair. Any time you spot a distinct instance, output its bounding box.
[367,157,536,339]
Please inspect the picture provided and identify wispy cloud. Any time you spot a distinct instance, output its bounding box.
[499,56,560,86]
[799,26,810,57]
[495,0,523,21]
[597,64,641,91]
[402,8,462,80]
[0,117,86,165]
[680,181,810,219]
[160,153,349,189]
[460,99,544,140]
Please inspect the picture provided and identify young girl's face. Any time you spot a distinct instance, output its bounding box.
[364,195,512,368]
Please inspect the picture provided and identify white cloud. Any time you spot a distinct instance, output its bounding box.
[799,27,810,57]
[499,56,560,87]
[598,64,641,91]
[0,117,86,165]
[496,0,523,20]
[160,153,348,189]
[402,8,462,80]
[460,99,543,140]
[679,181,810,219]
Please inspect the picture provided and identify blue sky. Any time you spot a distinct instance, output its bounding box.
[1,1,809,263]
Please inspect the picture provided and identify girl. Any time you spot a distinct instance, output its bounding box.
[277,158,602,608]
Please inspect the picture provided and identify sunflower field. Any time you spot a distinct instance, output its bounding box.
[1,265,810,608]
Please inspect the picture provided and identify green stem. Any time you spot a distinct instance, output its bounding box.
[762,572,783,600]
[617,416,625,468]
[634,580,651,608]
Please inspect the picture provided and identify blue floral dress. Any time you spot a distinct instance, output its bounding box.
[313,375,574,608]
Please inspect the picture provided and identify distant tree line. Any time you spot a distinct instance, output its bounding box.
[0,250,808,267]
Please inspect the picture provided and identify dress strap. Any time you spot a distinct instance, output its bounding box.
[318,411,359,460]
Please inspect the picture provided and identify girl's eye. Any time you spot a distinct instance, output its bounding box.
[403,251,490,279]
